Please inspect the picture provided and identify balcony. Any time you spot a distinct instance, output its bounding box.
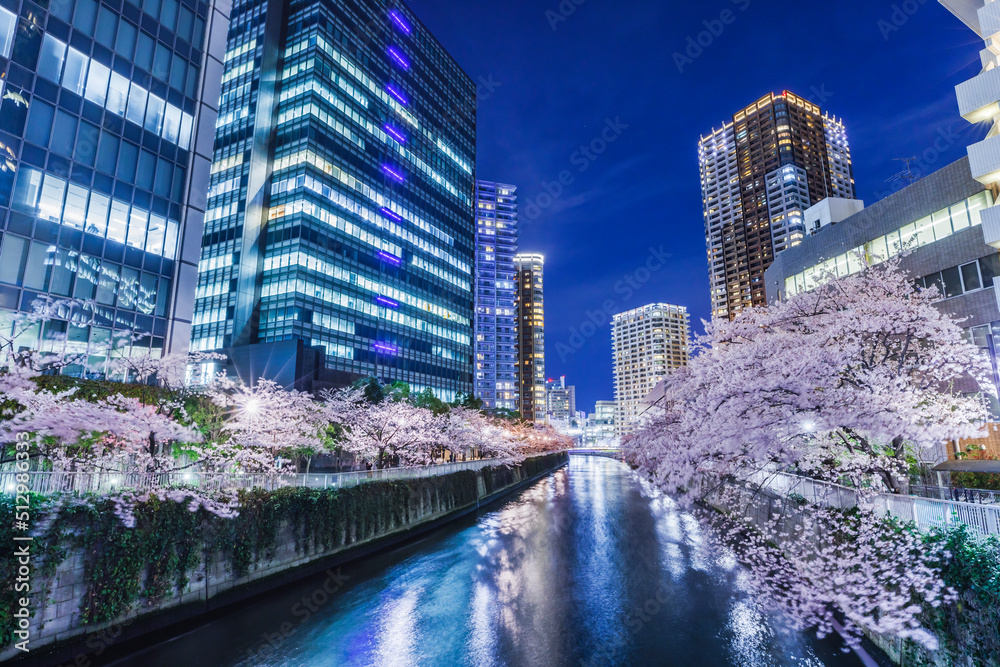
[967,133,1000,184]
[956,66,1000,124]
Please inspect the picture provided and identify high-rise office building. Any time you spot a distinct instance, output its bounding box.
[515,252,544,422]
[612,303,689,437]
[0,0,229,373]
[188,0,477,400]
[699,91,856,320]
[546,375,575,422]
[474,180,518,410]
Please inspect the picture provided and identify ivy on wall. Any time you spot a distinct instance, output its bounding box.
[0,456,568,648]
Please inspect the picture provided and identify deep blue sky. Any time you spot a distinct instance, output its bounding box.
[405,0,986,414]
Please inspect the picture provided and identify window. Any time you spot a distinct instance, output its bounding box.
[96,262,118,304]
[38,175,67,223]
[62,47,88,95]
[50,110,78,157]
[144,94,165,134]
[107,201,129,243]
[107,72,130,116]
[115,20,136,59]
[86,193,110,237]
[942,266,962,298]
[97,132,120,175]
[961,261,982,292]
[162,105,181,144]
[23,242,50,290]
[49,248,73,296]
[932,209,953,241]
[37,34,66,83]
[146,215,166,255]
[11,168,42,213]
[164,221,179,260]
[117,141,138,183]
[74,0,98,36]
[126,84,147,126]
[76,121,99,167]
[63,184,89,229]
[0,7,16,59]
[0,236,27,285]
[982,253,1000,288]
[126,209,147,249]
[85,61,110,106]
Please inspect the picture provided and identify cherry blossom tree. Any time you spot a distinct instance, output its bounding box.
[324,385,443,468]
[207,377,329,473]
[443,406,524,465]
[624,259,990,650]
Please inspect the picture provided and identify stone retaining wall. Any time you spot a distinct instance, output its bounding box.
[5,453,568,665]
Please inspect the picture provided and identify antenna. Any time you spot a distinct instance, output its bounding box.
[886,157,919,186]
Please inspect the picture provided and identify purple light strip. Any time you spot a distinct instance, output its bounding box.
[382,164,406,183]
[377,251,402,266]
[388,9,412,35]
[387,46,410,70]
[383,123,407,144]
[385,83,409,106]
[376,296,399,309]
[379,206,403,222]
[373,342,399,355]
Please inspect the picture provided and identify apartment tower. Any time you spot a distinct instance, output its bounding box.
[612,303,690,437]
[189,0,477,400]
[699,91,855,320]
[474,181,518,410]
[0,0,229,373]
[515,253,544,423]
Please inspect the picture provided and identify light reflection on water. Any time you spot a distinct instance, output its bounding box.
[115,457,861,667]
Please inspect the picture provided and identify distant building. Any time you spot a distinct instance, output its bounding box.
[546,375,576,422]
[612,303,690,437]
[515,253,545,422]
[585,400,617,447]
[699,91,856,320]
[474,181,518,410]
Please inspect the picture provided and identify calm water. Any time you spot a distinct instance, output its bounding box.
[114,456,863,667]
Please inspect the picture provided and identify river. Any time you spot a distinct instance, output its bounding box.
[113,456,866,667]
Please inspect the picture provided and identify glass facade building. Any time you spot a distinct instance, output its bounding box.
[0,0,228,372]
[189,0,477,400]
[474,180,517,410]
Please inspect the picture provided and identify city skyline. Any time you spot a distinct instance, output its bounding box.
[404,0,986,413]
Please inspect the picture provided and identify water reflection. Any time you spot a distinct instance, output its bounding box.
[116,457,861,667]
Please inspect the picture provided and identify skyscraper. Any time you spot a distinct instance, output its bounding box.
[0,0,229,373]
[189,0,477,400]
[585,400,616,446]
[474,180,518,410]
[699,91,855,320]
[515,253,544,423]
[612,303,689,437]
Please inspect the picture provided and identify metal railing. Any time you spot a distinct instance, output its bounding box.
[910,484,1000,505]
[0,458,504,497]
[746,469,1000,538]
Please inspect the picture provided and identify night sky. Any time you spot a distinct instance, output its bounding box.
[404,0,986,414]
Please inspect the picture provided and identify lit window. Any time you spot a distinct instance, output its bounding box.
[38,34,67,83]
[0,7,15,60]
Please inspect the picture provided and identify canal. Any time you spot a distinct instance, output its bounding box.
[114,456,866,666]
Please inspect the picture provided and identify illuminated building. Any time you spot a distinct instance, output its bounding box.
[699,91,855,320]
[612,303,689,437]
[546,375,575,422]
[515,253,545,422]
[189,0,476,398]
[0,0,229,374]
[585,400,616,447]
[475,181,518,410]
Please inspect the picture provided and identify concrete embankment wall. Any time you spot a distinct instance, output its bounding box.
[5,453,568,666]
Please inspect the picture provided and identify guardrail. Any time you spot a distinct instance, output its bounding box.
[746,469,1000,538]
[1,458,504,497]
[910,484,1000,505]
